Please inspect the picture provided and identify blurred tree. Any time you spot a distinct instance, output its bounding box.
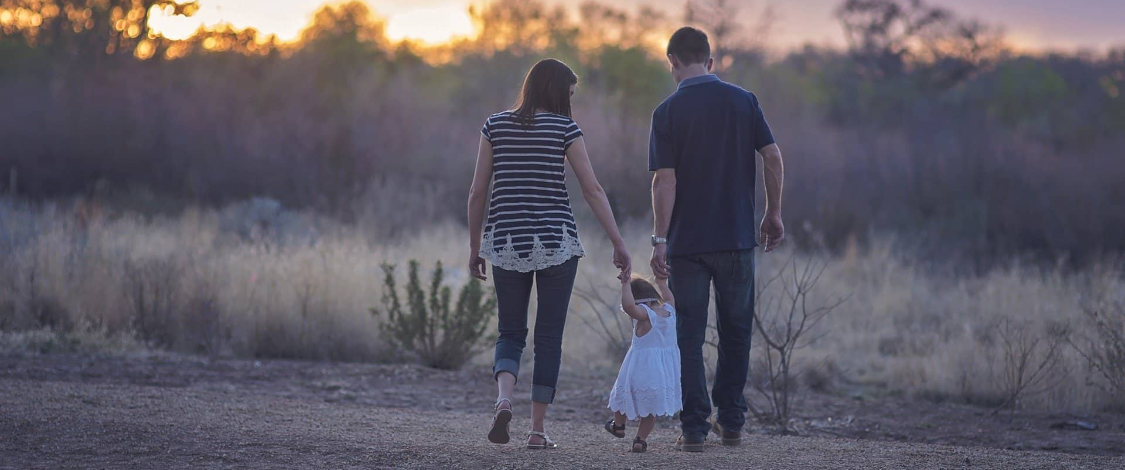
[289,1,390,208]
[0,0,199,59]
[297,0,385,62]
[578,2,669,52]
[469,0,573,57]
[684,0,745,71]
[836,0,951,78]
[168,25,276,58]
[836,0,1003,87]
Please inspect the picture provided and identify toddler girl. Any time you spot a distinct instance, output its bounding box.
[604,274,681,452]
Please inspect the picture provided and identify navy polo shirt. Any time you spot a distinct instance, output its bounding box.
[648,74,775,257]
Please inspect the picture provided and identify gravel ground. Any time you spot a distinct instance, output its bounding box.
[0,354,1122,469]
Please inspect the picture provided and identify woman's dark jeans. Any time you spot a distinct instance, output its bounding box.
[491,257,579,404]
[671,250,755,438]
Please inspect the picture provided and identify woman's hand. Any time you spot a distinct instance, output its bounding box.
[613,242,631,280]
[469,249,488,281]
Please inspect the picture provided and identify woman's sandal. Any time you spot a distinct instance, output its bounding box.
[487,398,513,444]
[526,431,558,450]
[604,419,626,438]
[631,437,648,453]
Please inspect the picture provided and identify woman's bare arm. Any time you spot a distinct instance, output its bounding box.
[565,136,630,277]
[467,135,493,280]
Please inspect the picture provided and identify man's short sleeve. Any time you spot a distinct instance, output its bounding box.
[752,95,776,150]
[563,119,583,150]
[648,106,675,171]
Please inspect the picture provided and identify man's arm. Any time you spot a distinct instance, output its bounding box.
[759,143,785,251]
[651,169,676,278]
[648,104,676,279]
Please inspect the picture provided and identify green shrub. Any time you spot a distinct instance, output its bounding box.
[373,260,496,370]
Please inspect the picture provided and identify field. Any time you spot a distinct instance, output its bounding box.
[2,199,1123,418]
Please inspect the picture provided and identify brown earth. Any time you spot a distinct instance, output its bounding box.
[1,353,1122,469]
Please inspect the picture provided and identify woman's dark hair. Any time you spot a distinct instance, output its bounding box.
[512,58,578,121]
[630,276,663,304]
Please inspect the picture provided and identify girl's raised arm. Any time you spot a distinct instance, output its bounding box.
[620,277,650,322]
[655,276,675,308]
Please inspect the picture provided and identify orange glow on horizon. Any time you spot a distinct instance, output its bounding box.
[147,0,477,46]
[141,0,1121,54]
[384,5,476,45]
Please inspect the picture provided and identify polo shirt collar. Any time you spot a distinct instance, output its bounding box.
[678,74,720,89]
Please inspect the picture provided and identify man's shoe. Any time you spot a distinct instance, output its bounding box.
[675,434,706,452]
[711,417,742,447]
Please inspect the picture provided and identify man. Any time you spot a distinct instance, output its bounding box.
[648,26,785,452]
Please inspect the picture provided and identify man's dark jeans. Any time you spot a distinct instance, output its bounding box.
[671,250,755,438]
[491,257,579,404]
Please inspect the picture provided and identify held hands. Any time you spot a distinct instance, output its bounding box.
[760,211,785,252]
[612,241,632,282]
[617,268,630,285]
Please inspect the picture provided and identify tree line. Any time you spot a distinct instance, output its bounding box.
[1,0,1123,265]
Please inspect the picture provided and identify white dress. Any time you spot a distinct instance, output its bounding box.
[607,303,682,420]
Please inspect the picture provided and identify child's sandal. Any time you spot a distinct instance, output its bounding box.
[631,437,648,453]
[604,419,626,438]
[526,431,558,450]
[487,398,513,444]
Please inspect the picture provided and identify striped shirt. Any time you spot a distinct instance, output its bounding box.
[479,111,585,272]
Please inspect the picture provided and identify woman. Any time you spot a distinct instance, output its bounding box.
[467,58,631,449]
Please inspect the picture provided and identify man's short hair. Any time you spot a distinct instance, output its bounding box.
[667,26,710,67]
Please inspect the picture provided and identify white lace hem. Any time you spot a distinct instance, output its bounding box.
[480,228,585,273]
[607,384,683,420]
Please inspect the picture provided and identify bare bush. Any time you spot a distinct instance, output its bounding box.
[1069,300,1125,405]
[19,259,71,331]
[180,283,225,356]
[372,260,496,370]
[749,256,847,429]
[572,278,632,360]
[122,257,183,348]
[989,317,1069,415]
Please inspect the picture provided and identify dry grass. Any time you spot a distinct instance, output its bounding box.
[0,198,1121,412]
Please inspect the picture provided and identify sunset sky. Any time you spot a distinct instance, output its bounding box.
[148,0,1125,51]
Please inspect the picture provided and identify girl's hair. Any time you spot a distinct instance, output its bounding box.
[512,58,578,122]
[630,275,663,304]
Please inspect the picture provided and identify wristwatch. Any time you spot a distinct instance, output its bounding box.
[651,235,668,246]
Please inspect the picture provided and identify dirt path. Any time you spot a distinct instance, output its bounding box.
[1,354,1122,469]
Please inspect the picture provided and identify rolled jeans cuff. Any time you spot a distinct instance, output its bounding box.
[493,358,520,382]
[531,384,556,404]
